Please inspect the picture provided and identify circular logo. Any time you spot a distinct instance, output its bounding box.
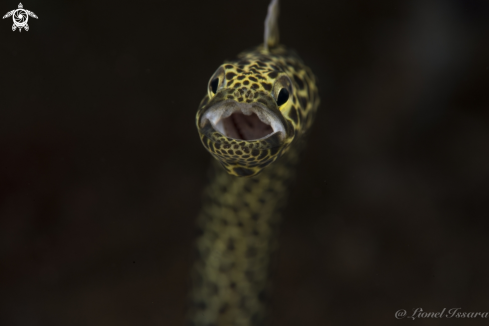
[13,9,27,27]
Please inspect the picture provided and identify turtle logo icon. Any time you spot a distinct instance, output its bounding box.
[3,3,38,32]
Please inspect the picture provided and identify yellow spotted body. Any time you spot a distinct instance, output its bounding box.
[188,1,319,325]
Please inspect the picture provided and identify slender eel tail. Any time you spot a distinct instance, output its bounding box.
[264,0,279,52]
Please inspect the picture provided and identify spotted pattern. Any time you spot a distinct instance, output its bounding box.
[196,45,319,177]
[190,44,320,326]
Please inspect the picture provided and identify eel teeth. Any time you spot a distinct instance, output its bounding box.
[201,101,285,141]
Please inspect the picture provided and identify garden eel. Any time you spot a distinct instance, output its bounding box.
[188,0,319,325]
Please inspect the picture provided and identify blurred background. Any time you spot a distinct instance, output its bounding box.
[1,0,488,325]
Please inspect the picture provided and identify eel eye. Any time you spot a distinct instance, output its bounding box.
[276,88,289,106]
[272,75,293,108]
[208,66,226,97]
[210,78,219,94]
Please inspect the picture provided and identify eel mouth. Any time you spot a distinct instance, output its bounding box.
[200,100,285,141]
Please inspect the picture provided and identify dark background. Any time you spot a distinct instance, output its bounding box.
[1,0,488,325]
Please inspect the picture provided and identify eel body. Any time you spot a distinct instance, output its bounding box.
[188,1,320,325]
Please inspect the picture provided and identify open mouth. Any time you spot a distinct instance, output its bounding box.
[200,100,285,141]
